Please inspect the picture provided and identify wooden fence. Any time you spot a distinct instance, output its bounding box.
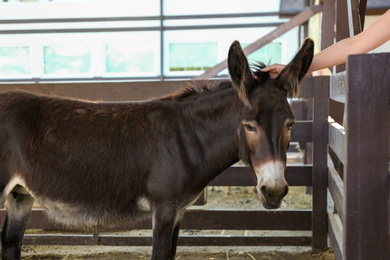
[1,52,388,258]
[0,77,329,252]
[327,52,390,260]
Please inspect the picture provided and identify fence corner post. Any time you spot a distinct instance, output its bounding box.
[311,75,330,253]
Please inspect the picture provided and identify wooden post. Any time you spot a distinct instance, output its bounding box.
[321,0,335,51]
[344,53,390,260]
[335,0,349,73]
[346,0,363,37]
[311,76,329,252]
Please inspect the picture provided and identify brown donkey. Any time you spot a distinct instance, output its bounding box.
[0,39,313,259]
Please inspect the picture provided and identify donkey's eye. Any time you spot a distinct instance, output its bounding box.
[286,122,294,130]
[244,124,256,132]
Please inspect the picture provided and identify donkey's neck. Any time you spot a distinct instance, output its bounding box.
[176,86,243,183]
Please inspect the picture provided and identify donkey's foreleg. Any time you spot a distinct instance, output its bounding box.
[170,221,181,258]
[151,206,183,260]
[1,191,34,260]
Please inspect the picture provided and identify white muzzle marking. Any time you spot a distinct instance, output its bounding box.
[253,160,286,203]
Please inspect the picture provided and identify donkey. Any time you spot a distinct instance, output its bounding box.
[0,38,313,259]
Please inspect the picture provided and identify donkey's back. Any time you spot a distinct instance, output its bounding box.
[0,91,156,228]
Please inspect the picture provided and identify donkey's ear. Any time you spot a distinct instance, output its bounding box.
[228,40,253,108]
[277,38,314,97]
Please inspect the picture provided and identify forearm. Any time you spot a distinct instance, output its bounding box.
[309,10,390,74]
[308,35,363,73]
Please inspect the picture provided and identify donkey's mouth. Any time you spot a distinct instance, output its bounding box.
[262,201,282,210]
[258,192,284,209]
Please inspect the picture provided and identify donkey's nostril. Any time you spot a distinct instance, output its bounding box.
[260,185,268,197]
[283,185,289,197]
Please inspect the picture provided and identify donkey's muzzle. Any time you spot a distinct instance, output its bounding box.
[254,160,289,209]
[259,184,289,209]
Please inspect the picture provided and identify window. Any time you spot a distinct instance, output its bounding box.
[0,0,300,81]
[169,43,218,72]
[246,42,282,65]
[0,46,30,76]
[43,45,91,75]
[106,43,155,74]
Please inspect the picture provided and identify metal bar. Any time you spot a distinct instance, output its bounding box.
[159,0,164,81]
[0,12,280,24]
[0,22,284,34]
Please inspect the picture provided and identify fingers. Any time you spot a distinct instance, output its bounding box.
[260,64,286,79]
[259,67,272,72]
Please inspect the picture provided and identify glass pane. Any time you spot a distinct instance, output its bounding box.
[164,0,280,15]
[169,42,218,72]
[0,46,30,75]
[43,45,91,75]
[106,43,155,74]
[245,42,282,65]
[0,0,160,20]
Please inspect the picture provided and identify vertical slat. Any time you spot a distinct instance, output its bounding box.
[344,53,390,260]
[346,0,362,37]
[312,76,329,252]
[335,0,349,73]
[358,0,367,28]
[328,212,343,260]
[321,0,335,52]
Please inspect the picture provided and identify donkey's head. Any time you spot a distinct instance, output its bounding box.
[228,38,313,209]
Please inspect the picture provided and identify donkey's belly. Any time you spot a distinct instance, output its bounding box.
[34,195,151,228]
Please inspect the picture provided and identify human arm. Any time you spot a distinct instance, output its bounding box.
[262,10,390,78]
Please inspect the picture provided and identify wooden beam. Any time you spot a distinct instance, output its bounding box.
[0,209,312,231]
[209,165,313,187]
[321,0,336,51]
[328,212,343,260]
[335,0,349,72]
[23,233,312,247]
[329,72,347,103]
[311,76,329,252]
[359,0,367,28]
[328,118,345,164]
[328,163,345,222]
[194,5,323,80]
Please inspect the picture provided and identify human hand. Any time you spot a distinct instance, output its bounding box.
[260,64,286,79]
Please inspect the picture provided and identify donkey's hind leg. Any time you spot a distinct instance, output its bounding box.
[1,189,34,260]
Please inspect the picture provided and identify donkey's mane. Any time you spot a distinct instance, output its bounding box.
[159,80,233,102]
[160,61,270,102]
[251,61,270,82]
